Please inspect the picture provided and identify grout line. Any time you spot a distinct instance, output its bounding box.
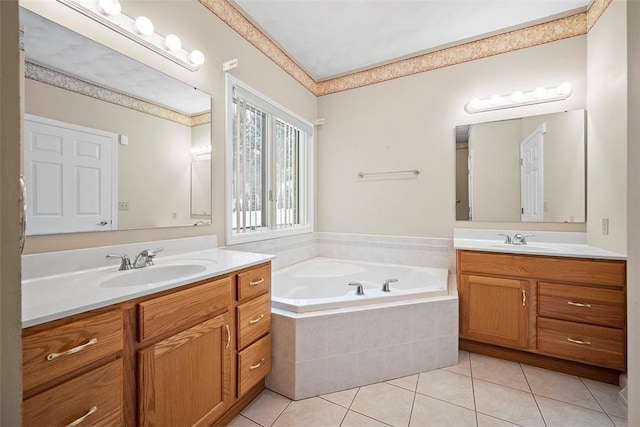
[579,376,609,415]
[469,352,479,427]
[408,385,418,427]
[530,393,549,427]
[267,399,292,427]
[475,411,527,427]
[519,362,548,427]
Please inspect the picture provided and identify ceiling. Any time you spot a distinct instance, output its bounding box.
[231,0,590,81]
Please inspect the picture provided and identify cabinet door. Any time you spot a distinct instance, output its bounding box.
[138,312,232,427]
[460,274,529,349]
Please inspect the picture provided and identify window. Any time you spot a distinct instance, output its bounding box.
[226,76,314,244]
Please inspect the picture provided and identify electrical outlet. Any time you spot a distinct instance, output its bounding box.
[119,201,129,211]
[602,217,609,235]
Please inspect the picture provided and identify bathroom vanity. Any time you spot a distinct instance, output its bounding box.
[21,244,272,427]
[455,230,626,384]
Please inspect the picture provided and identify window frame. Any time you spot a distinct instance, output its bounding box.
[225,75,314,245]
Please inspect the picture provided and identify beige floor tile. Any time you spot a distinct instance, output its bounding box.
[474,379,545,427]
[409,393,476,427]
[582,378,628,418]
[228,415,262,427]
[610,415,628,427]
[442,351,471,376]
[386,375,418,392]
[476,413,521,426]
[272,397,347,427]
[536,395,615,427]
[350,382,414,427]
[470,353,530,392]
[522,365,601,411]
[322,388,359,408]
[242,390,291,426]
[341,411,390,427]
[416,369,475,410]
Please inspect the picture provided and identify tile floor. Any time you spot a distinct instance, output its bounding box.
[229,352,627,427]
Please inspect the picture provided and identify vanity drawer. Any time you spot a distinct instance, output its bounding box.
[23,358,124,427]
[23,310,123,392]
[538,282,625,328]
[237,263,271,302]
[138,277,231,342]
[537,318,625,370]
[237,292,271,350]
[238,334,271,397]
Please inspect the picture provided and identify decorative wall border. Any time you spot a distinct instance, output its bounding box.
[25,62,211,127]
[200,0,613,97]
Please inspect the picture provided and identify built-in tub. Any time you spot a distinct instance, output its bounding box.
[272,257,449,312]
[267,257,459,400]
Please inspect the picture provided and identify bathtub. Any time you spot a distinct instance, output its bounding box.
[267,257,459,400]
[272,257,449,312]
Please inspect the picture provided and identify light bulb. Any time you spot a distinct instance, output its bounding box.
[164,34,182,51]
[557,82,572,95]
[99,0,121,15]
[490,94,501,105]
[188,50,205,66]
[134,16,154,36]
[510,91,523,102]
[533,87,546,99]
[468,98,480,109]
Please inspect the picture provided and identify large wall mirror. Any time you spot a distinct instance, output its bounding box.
[21,8,212,235]
[455,109,586,223]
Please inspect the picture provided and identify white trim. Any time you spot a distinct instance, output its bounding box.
[225,75,315,246]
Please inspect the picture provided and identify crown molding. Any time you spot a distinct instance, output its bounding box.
[200,0,612,97]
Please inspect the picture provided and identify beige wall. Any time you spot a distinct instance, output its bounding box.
[626,0,639,424]
[587,0,628,254]
[21,0,318,252]
[0,1,23,423]
[317,36,587,237]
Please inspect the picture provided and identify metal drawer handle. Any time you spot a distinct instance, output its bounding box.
[568,301,592,308]
[249,278,264,286]
[66,406,97,427]
[567,337,591,346]
[47,338,98,361]
[522,289,526,307]
[249,314,265,325]
[249,358,265,370]
[225,325,231,349]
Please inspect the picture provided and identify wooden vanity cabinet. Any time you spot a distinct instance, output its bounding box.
[458,250,626,381]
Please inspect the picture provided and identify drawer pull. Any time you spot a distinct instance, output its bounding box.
[66,406,97,427]
[47,338,98,361]
[249,358,265,370]
[568,301,592,308]
[522,289,526,307]
[567,337,591,346]
[249,314,265,325]
[249,278,264,286]
[225,324,231,349]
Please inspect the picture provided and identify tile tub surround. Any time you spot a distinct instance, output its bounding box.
[266,296,459,400]
[225,232,319,270]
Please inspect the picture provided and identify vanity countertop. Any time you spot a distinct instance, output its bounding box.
[22,248,273,328]
[453,228,626,260]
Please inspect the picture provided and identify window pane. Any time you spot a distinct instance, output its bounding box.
[275,119,305,229]
[232,99,266,233]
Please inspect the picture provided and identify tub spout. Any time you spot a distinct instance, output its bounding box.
[382,278,398,292]
[349,282,365,295]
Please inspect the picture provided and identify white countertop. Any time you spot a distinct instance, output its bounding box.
[453,228,626,260]
[22,248,273,328]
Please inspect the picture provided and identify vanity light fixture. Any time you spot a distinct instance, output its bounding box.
[57,0,205,71]
[465,82,573,113]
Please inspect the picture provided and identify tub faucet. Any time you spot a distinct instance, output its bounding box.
[349,282,365,295]
[382,278,398,292]
[132,247,164,269]
[106,253,132,271]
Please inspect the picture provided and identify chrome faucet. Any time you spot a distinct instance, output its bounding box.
[132,248,164,269]
[497,233,512,244]
[512,234,535,245]
[106,253,132,271]
[349,282,365,295]
[382,278,398,292]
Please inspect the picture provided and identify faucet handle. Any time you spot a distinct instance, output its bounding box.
[106,253,131,270]
[497,233,512,244]
[382,278,398,292]
[140,247,164,266]
[348,282,365,295]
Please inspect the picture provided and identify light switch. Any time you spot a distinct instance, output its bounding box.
[602,217,609,235]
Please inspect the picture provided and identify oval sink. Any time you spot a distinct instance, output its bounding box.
[100,264,208,288]
[489,244,559,253]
